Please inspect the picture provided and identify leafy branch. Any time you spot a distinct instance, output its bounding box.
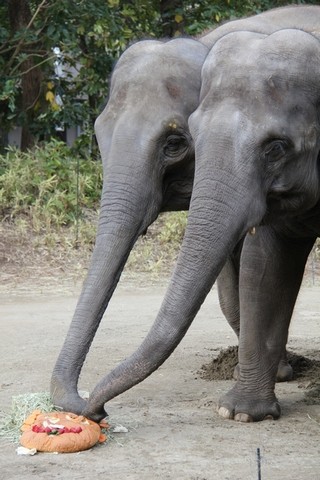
[10,53,56,77]
[5,0,48,72]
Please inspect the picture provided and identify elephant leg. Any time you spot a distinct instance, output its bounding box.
[217,244,242,337]
[217,243,241,380]
[218,226,315,422]
[217,239,293,383]
[276,349,293,382]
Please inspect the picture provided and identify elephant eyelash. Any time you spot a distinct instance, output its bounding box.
[163,134,190,158]
[263,139,292,162]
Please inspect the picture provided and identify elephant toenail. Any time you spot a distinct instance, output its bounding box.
[234,413,253,423]
[218,407,233,419]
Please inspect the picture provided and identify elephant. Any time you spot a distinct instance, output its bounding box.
[199,3,320,48]
[200,3,320,387]
[50,37,210,414]
[70,6,320,423]
[199,4,320,421]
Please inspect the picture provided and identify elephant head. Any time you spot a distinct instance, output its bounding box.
[199,4,320,48]
[80,26,320,422]
[50,38,209,413]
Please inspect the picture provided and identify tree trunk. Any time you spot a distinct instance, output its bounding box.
[8,0,43,150]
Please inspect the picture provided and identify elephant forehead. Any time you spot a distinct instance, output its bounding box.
[165,77,181,98]
[201,32,320,105]
[106,79,172,117]
[106,71,199,126]
[202,48,316,108]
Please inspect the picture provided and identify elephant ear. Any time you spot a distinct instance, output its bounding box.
[311,32,320,125]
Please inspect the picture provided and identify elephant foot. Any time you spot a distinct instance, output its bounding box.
[217,383,281,422]
[233,364,240,381]
[276,359,293,382]
[233,360,293,383]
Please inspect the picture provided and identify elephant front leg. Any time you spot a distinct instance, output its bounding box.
[217,242,242,338]
[218,238,293,383]
[276,349,293,382]
[218,226,314,422]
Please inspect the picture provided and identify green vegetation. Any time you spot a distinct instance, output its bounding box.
[126,211,188,275]
[0,141,187,275]
[1,0,317,152]
[0,392,56,443]
[0,140,102,231]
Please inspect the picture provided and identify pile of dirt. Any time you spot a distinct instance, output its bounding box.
[199,346,320,403]
[200,346,238,381]
[287,350,320,380]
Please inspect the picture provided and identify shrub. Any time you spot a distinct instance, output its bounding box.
[0,140,102,230]
[0,140,187,274]
[158,211,188,245]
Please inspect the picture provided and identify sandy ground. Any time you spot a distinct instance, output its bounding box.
[0,276,320,480]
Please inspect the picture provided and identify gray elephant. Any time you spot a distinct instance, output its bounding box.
[50,37,209,414]
[73,6,320,423]
[202,3,320,385]
[199,3,320,47]
[199,4,320,421]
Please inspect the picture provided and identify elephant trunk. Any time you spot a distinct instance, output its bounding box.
[51,140,161,413]
[81,124,267,421]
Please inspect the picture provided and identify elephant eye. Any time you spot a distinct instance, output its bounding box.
[264,140,288,161]
[164,134,189,158]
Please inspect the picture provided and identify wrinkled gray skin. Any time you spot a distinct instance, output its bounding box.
[76,6,320,423]
[201,7,320,383]
[217,238,294,384]
[50,38,209,414]
[200,4,320,421]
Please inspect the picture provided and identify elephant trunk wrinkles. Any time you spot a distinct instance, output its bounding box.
[81,135,266,420]
[51,164,160,413]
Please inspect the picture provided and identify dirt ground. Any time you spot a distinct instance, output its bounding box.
[1,271,320,479]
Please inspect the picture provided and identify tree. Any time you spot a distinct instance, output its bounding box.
[1,0,317,153]
[1,0,161,152]
[6,0,46,150]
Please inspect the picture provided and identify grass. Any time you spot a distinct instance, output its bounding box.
[0,209,188,293]
[125,211,188,275]
[0,140,102,231]
[0,142,188,285]
[0,392,57,444]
